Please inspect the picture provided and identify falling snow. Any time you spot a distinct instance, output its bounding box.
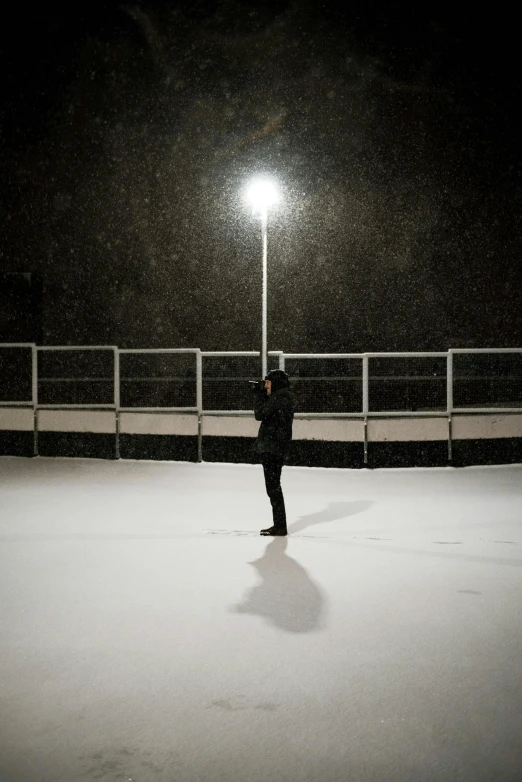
[1,3,521,350]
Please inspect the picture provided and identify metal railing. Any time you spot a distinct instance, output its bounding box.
[1,344,521,462]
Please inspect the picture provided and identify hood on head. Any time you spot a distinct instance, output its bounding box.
[265,369,290,394]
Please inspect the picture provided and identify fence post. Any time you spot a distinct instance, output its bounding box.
[362,355,369,464]
[32,345,38,456]
[197,350,203,463]
[114,348,120,459]
[447,350,453,463]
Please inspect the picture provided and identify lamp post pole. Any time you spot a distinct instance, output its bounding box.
[261,210,268,379]
[246,177,279,380]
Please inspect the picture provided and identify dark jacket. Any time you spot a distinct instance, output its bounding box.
[254,386,295,460]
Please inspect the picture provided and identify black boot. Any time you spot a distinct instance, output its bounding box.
[260,525,287,536]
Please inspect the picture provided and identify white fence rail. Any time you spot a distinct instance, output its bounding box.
[1,344,521,462]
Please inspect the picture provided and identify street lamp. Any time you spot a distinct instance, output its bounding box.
[246,177,280,378]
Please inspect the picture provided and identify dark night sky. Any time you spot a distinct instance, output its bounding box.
[1,0,521,352]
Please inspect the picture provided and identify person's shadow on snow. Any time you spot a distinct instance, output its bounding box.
[231,537,324,633]
[230,501,373,633]
[291,500,373,535]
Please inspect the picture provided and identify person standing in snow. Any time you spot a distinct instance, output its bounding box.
[252,369,295,536]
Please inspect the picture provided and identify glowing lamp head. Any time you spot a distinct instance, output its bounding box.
[246,178,280,217]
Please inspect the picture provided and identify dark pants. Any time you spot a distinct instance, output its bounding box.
[261,453,287,530]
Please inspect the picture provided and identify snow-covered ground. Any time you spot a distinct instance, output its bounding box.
[1,456,521,782]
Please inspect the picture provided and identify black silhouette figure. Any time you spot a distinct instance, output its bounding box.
[253,370,295,536]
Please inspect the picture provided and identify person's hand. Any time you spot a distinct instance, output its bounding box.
[264,379,272,395]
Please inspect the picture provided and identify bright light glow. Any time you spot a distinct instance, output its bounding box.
[246,178,280,216]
